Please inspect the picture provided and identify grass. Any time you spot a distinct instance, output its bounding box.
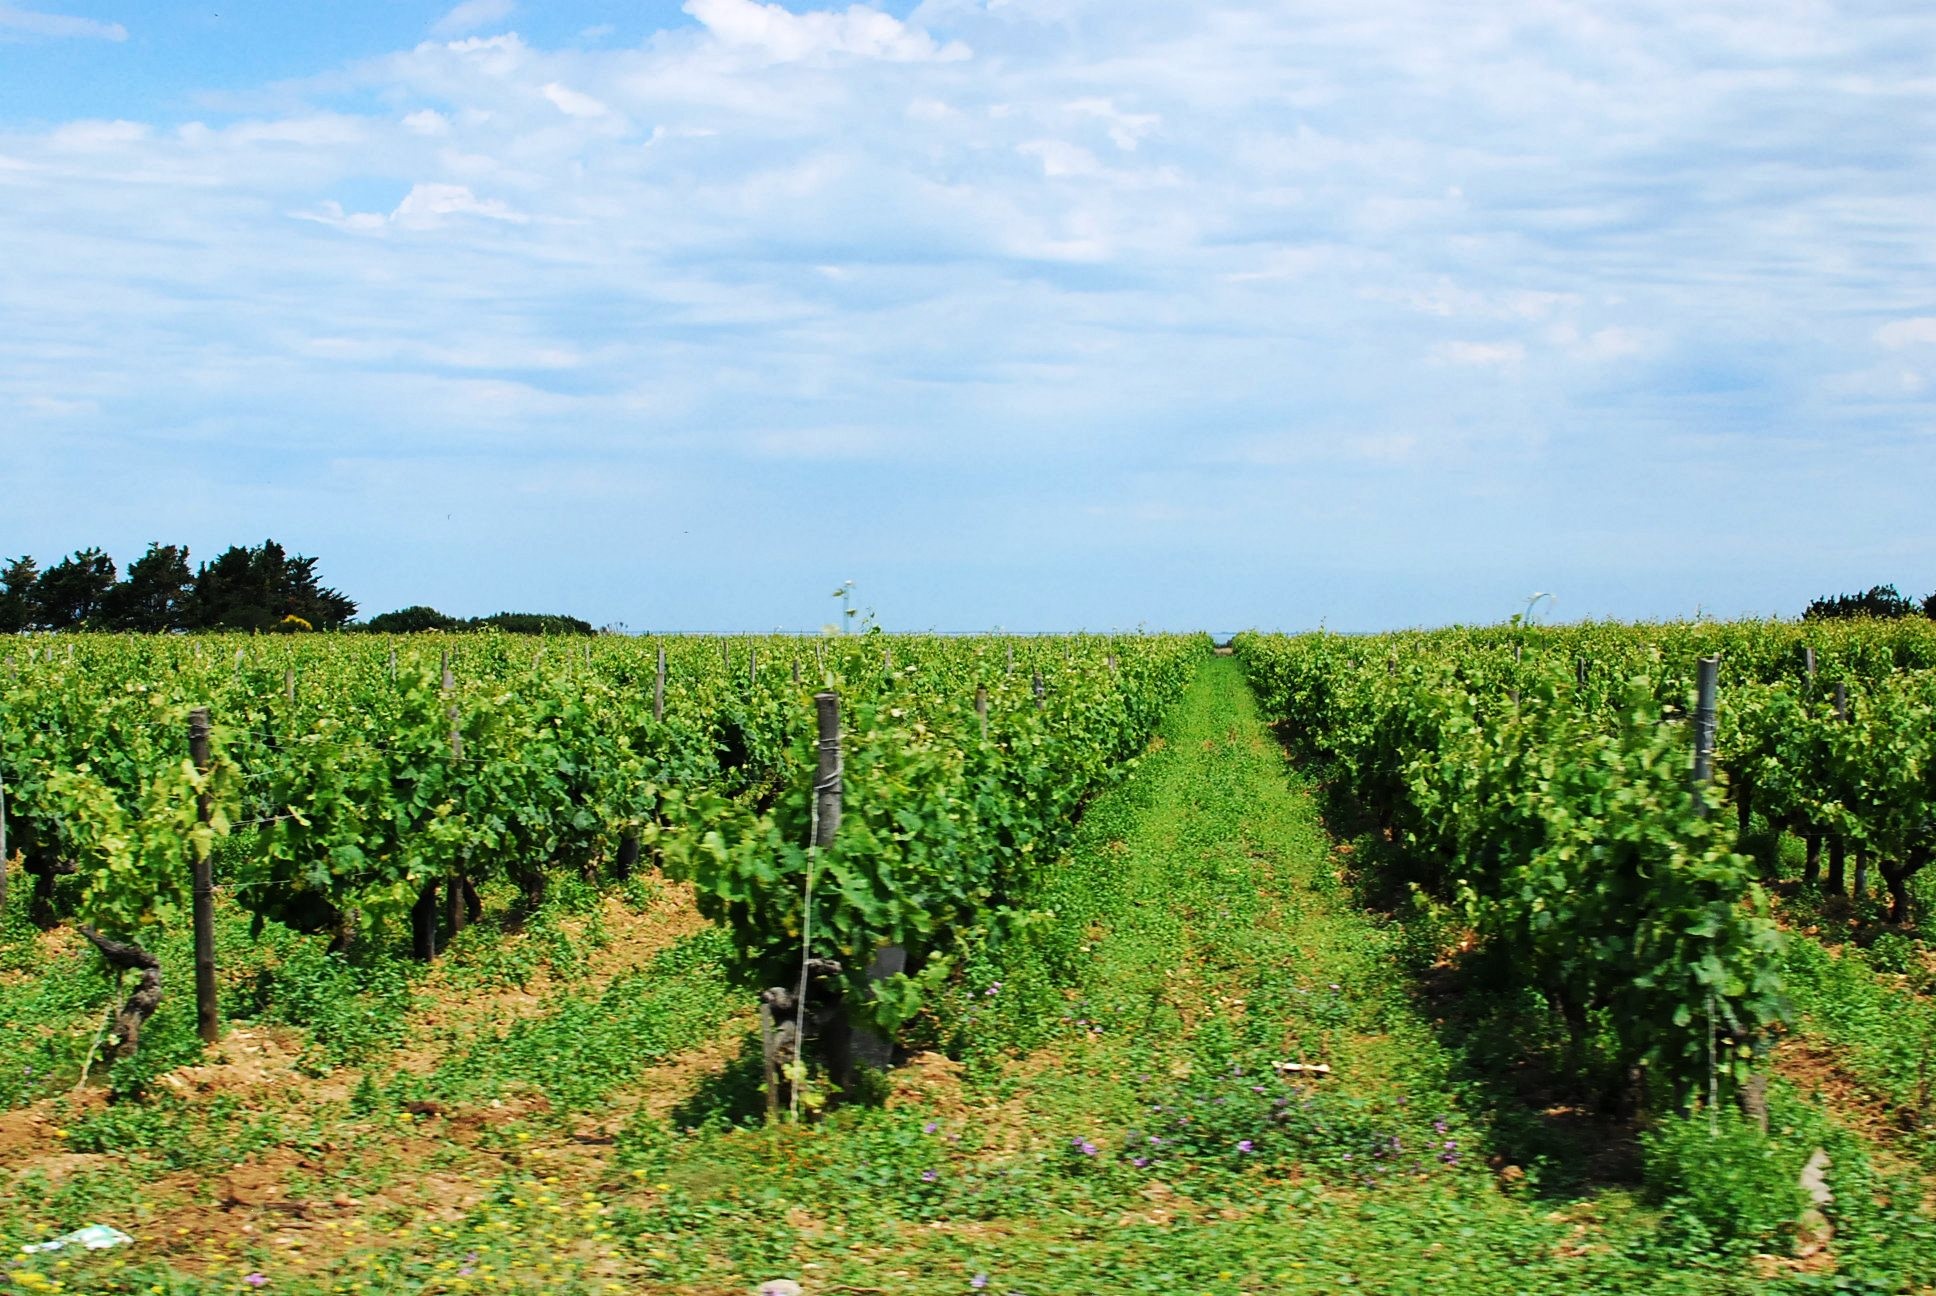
[1,658,1933,1293]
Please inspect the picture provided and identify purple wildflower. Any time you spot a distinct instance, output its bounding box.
[243,1277,269,1290]
[1237,1140,1254,1153]
[971,1277,989,1291]
[924,1122,939,1134]
[922,1169,939,1182]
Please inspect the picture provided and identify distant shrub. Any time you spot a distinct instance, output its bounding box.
[1804,585,1917,621]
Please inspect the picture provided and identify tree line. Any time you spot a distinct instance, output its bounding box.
[2,541,355,633]
[0,541,593,635]
[1803,584,1936,622]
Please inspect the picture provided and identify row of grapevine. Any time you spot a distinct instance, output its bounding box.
[0,632,1208,1061]
[1233,621,1936,1105]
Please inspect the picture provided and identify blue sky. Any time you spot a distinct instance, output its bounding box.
[2,0,1933,631]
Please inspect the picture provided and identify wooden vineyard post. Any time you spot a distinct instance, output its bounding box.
[1576,658,1589,690]
[813,691,843,864]
[1825,682,1850,895]
[284,668,296,707]
[654,646,666,723]
[975,686,988,741]
[1801,646,1822,884]
[387,645,397,682]
[1032,670,1046,710]
[445,654,467,942]
[1691,656,1719,815]
[1,761,9,931]
[817,689,902,1083]
[749,647,757,688]
[412,653,452,961]
[189,707,220,1045]
[792,656,801,686]
[884,647,893,677]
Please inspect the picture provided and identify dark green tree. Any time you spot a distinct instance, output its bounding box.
[189,541,357,631]
[103,543,194,632]
[1924,590,1936,620]
[36,548,117,629]
[1803,584,1917,620]
[0,555,40,633]
[363,605,462,633]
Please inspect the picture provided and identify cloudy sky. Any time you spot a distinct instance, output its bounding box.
[2,0,1933,630]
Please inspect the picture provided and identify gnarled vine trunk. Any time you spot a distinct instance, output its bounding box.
[78,927,162,1060]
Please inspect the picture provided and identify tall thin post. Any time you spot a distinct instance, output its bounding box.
[1803,646,1817,682]
[189,708,219,1045]
[975,686,988,741]
[1691,655,1719,813]
[1826,681,1849,895]
[284,668,295,707]
[654,646,666,723]
[0,764,9,925]
[445,650,468,942]
[792,656,801,686]
[814,693,842,848]
[750,647,757,688]
[1825,681,1857,898]
[1032,670,1046,709]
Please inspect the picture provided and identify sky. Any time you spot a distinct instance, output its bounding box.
[1,0,1933,632]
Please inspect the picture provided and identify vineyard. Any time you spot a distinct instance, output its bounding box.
[2,625,1935,1294]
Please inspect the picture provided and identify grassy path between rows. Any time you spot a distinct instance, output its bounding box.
[635,655,1811,1295]
[5,657,1930,1294]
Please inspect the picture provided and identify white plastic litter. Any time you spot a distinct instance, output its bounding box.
[1272,1061,1333,1075]
[21,1224,133,1254]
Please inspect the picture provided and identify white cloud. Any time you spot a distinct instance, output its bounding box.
[541,83,610,118]
[431,0,515,38]
[1432,341,1528,368]
[1064,98,1160,151]
[402,109,451,136]
[0,4,124,41]
[294,183,529,233]
[1574,326,1647,362]
[47,119,148,149]
[1877,318,1936,349]
[682,0,970,63]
